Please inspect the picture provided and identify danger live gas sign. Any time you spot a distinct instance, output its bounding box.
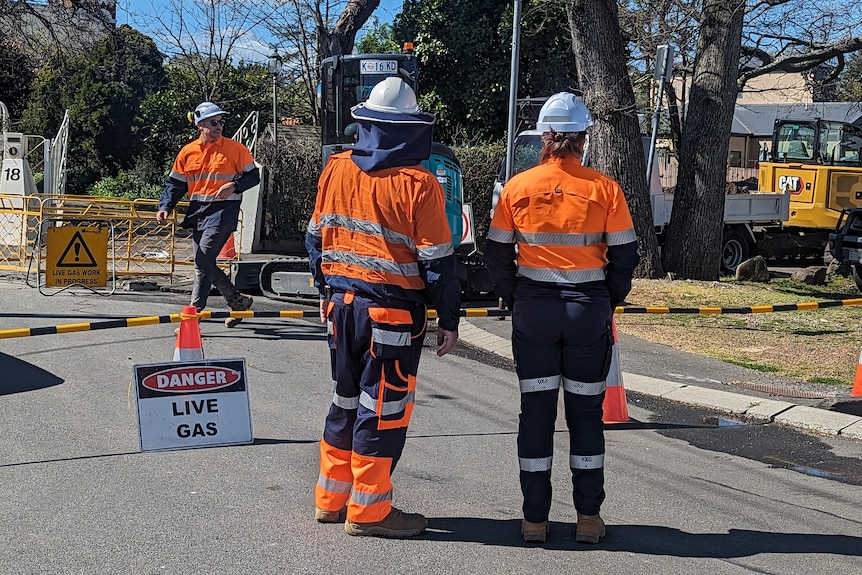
[133,358,253,452]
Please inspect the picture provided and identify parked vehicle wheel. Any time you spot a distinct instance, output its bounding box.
[851,265,862,291]
[721,228,750,274]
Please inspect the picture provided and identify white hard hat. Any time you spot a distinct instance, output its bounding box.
[536,92,593,133]
[192,102,227,125]
[351,77,435,125]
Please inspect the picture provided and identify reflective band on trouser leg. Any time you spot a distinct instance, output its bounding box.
[512,297,567,523]
[316,440,353,512]
[349,452,394,523]
[560,300,612,517]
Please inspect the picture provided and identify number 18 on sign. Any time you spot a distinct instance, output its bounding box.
[133,358,253,452]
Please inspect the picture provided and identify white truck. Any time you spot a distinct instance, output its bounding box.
[492,132,790,273]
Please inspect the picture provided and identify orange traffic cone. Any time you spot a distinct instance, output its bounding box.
[174,305,204,361]
[852,347,862,397]
[218,233,236,260]
[602,317,629,423]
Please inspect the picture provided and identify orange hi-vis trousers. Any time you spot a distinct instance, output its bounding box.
[315,291,426,523]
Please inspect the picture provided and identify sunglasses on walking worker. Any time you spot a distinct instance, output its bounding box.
[207,118,226,127]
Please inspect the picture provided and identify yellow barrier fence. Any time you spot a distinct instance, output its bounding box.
[0,193,241,281]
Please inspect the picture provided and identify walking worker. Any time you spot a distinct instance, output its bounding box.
[306,77,461,538]
[156,101,258,328]
[485,92,639,544]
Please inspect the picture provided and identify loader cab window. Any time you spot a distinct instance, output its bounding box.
[831,124,862,167]
[775,123,816,162]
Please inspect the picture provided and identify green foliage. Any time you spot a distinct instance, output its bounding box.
[0,42,36,123]
[451,140,506,247]
[835,52,862,103]
[357,18,402,54]
[22,25,166,193]
[88,171,162,199]
[395,0,578,141]
[255,138,322,244]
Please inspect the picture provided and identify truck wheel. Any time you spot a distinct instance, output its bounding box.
[852,266,862,291]
[721,229,750,274]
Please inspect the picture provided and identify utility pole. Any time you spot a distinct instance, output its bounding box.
[504,0,523,184]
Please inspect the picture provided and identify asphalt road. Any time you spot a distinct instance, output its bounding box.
[2,282,862,574]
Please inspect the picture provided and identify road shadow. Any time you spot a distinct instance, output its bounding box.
[422,518,862,556]
[0,352,63,395]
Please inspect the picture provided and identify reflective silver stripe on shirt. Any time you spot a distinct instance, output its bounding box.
[323,250,420,278]
[187,172,237,183]
[570,454,605,470]
[242,161,256,172]
[487,226,516,244]
[416,242,454,260]
[169,170,188,182]
[606,228,638,246]
[318,474,352,494]
[519,374,562,393]
[372,327,411,347]
[319,213,415,248]
[307,218,322,236]
[519,456,553,472]
[188,192,242,202]
[517,265,606,284]
[350,489,393,506]
[516,230,604,247]
[332,392,360,410]
[359,391,414,416]
[563,377,606,396]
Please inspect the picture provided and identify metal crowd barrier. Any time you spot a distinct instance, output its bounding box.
[0,193,242,283]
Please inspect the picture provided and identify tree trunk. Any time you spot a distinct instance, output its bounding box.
[320,0,380,57]
[661,0,745,279]
[566,0,663,279]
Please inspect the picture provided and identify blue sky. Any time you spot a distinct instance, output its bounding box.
[116,0,404,63]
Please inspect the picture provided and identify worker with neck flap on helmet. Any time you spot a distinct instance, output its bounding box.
[157,101,259,328]
[485,92,639,544]
[306,77,460,538]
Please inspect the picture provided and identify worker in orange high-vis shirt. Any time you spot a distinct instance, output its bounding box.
[485,93,639,545]
[306,77,461,538]
[157,102,258,328]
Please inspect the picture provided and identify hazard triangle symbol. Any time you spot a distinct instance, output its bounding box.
[56,230,98,267]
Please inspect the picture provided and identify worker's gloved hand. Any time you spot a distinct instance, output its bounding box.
[436,327,458,357]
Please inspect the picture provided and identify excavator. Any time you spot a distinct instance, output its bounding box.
[258,45,476,299]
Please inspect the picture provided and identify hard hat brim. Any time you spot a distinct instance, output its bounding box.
[351,105,435,125]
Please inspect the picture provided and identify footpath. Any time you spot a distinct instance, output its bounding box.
[457,315,862,441]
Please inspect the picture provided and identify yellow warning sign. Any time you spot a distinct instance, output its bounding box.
[46,226,108,287]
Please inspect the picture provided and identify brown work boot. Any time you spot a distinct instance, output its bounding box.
[521,519,549,543]
[344,507,427,538]
[576,512,606,543]
[314,506,346,524]
[225,294,253,328]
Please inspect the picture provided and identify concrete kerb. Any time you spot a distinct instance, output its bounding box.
[458,322,862,441]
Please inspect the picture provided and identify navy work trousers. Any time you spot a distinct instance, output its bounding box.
[512,295,613,522]
[323,292,426,469]
[191,222,239,311]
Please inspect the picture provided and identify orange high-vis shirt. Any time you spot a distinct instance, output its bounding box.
[309,152,454,291]
[487,156,636,285]
[169,136,256,203]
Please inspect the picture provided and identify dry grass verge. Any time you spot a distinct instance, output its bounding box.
[616,274,862,390]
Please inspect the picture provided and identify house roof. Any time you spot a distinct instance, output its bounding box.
[732,103,862,136]
[264,123,320,141]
